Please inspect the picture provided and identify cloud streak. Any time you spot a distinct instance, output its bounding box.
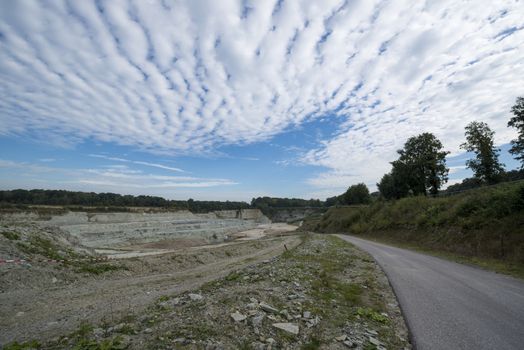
[0,159,237,194]
[89,154,185,172]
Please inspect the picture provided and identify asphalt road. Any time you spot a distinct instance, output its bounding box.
[337,235,524,350]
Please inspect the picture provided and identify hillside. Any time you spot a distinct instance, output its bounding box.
[303,181,524,273]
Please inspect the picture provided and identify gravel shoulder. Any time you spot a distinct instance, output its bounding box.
[4,234,411,350]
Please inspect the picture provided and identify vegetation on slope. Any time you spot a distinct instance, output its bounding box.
[304,181,524,271]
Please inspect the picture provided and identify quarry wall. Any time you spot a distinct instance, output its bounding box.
[1,209,270,248]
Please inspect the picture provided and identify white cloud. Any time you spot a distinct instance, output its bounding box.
[0,0,523,195]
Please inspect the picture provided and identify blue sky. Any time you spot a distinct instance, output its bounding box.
[0,0,523,201]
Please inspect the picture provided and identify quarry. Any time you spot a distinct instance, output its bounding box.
[0,208,409,349]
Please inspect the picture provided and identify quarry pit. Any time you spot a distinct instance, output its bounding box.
[0,208,301,344]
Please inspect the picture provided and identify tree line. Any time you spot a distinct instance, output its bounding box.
[250,197,323,210]
[0,189,250,213]
[334,96,524,202]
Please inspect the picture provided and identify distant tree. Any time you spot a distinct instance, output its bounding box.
[324,195,341,207]
[461,121,504,184]
[343,183,371,205]
[508,97,524,168]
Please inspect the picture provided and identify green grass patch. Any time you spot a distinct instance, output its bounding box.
[1,231,20,240]
[16,236,63,260]
[2,340,41,350]
[356,307,389,324]
[73,262,127,275]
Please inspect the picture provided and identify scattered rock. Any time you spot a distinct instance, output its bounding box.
[272,322,299,335]
[369,337,381,346]
[172,297,181,305]
[144,328,153,334]
[343,340,356,348]
[188,293,203,301]
[259,302,278,314]
[16,311,24,317]
[246,302,258,310]
[251,313,265,327]
[51,277,58,284]
[172,338,187,344]
[230,311,247,322]
[280,309,293,320]
[306,316,320,328]
[335,335,347,341]
[303,311,311,319]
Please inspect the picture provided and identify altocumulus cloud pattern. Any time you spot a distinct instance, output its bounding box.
[0,0,523,189]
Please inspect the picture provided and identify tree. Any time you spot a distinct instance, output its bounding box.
[508,96,524,168]
[397,133,450,196]
[343,183,371,205]
[461,121,504,184]
[377,163,412,200]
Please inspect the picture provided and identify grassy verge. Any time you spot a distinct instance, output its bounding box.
[351,234,524,279]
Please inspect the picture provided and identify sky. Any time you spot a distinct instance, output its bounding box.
[0,0,523,201]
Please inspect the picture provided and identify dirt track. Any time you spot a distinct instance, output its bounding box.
[0,234,300,345]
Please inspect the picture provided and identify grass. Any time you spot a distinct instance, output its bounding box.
[2,340,41,350]
[305,181,524,275]
[16,236,64,260]
[73,261,127,275]
[3,322,125,350]
[356,234,524,279]
[1,231,20,240]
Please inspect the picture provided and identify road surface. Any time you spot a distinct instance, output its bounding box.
[337,235,524,350]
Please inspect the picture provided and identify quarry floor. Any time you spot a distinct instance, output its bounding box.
[0,222,300,345]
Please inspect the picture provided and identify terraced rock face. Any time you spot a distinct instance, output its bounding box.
[2,209,270,249]
[44,210,270,248]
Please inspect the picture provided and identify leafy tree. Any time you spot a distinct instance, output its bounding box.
[377,166,410,200]
[325,195,342,207]
[508,97,524,168]
[343,183,371,205]
[461,121,504,184]
[397,133,449,196]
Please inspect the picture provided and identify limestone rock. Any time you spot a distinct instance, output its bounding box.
[272,322,299,335]
[259,302,278,314]
[188,293,203,301]
[230,311,247,322]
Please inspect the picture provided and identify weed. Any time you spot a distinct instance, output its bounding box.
[225,271,242,281]
[2,340,41,350]
[16,236,63,260]
[74,262,127,275]
[356,307,389,324]
[1,231,20,240]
